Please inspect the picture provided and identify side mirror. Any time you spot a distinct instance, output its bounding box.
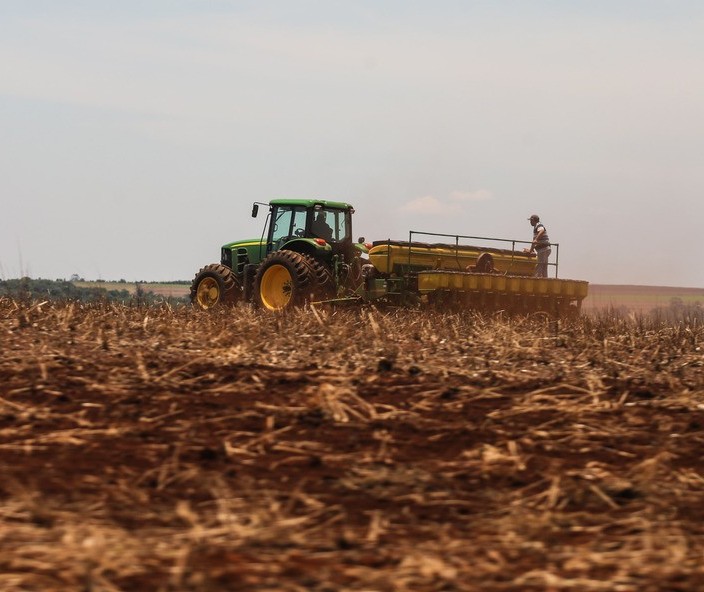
[251,204,259,218]
[357,237,365,243]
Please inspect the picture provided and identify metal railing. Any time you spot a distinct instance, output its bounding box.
[399,230,560,278]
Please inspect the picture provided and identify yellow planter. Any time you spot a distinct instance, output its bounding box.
[369,242,536,276]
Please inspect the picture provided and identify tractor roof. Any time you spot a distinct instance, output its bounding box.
[269,198,354,210]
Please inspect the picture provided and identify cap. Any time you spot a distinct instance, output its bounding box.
[528,214,539,221]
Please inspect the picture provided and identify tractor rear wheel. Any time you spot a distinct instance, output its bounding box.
[190,264,241,310]
[254,251,316,311]
[307,258,336,301]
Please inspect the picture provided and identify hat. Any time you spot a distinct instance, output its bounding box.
[528,214,539,221]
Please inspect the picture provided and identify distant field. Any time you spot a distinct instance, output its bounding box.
[75,281,190,298]
[583,284,704,313]
[73,281,704,312]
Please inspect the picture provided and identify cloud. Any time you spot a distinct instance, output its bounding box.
[399,195,459,215]
[400,189,493,214]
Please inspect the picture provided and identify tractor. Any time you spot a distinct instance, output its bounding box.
[190,199,368,311]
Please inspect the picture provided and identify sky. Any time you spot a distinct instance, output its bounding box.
[1,1,703,287]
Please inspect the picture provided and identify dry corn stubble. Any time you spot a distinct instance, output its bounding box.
[1,297,704,591]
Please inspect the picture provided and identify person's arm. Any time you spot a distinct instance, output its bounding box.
[326,223,334,240]
[531,225,545,252]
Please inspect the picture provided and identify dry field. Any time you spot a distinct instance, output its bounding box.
[1,298,703,591]
[583,285,704,315]
[70,281,704,314]
[73,282,190,300]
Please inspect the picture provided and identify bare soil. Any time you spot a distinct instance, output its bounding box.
[1,300,703,591]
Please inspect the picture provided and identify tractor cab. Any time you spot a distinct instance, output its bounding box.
[261,200,354,255]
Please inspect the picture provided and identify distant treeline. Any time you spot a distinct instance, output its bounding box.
[0,278,189,305]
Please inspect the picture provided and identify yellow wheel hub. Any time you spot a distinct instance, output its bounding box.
[196,277,220,309]
[260,264,293,310]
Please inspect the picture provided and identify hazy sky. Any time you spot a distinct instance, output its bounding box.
[1,1,703,286]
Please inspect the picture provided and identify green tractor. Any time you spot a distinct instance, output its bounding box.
[191,199,369,311]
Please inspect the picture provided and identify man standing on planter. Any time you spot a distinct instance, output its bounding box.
[526,214,551,278]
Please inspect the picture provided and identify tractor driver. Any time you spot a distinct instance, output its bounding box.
[311,211,334,241]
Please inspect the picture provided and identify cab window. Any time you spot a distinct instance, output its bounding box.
[271,206,307,244]
[323,208,350,242]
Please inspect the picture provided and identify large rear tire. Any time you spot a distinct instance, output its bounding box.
[190,264,241,310]
[307,258,336,301]
[254,251,316,311]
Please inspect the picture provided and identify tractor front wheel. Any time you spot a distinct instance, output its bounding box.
[254,251,316,311]
[190,264,241,310]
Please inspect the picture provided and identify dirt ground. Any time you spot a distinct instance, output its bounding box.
[1,299,703,591]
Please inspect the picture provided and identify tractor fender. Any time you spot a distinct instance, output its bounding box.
[278,238,332,257]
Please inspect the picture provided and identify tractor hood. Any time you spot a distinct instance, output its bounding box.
[221,238,264,251]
